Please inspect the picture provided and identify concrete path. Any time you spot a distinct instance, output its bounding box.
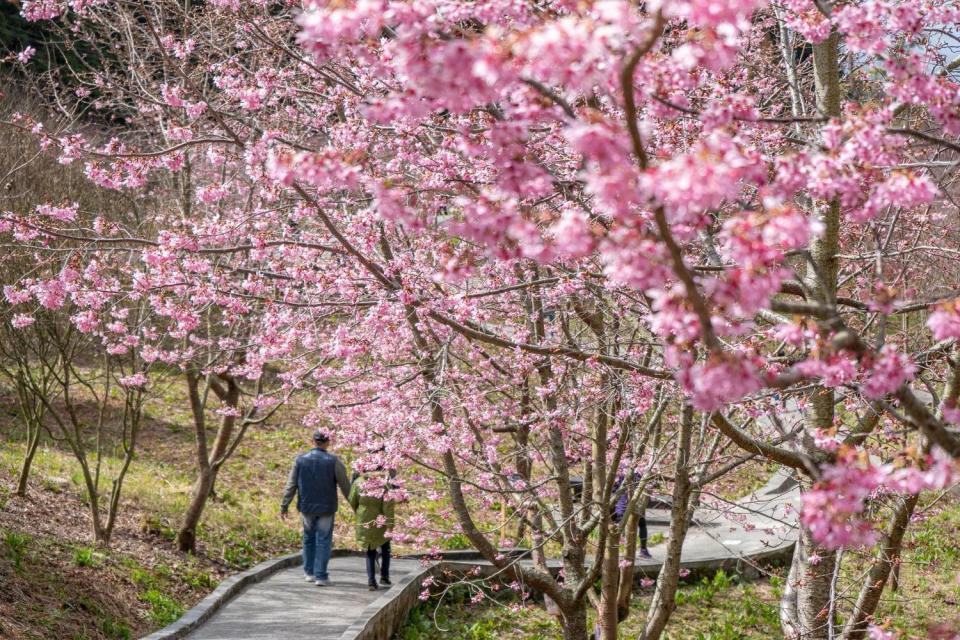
[169,473,798,640]
[634,402,803,573]
[447,467,800,580]
[636,468,799,572]
[173,402,805,640]
[186,557,422,640]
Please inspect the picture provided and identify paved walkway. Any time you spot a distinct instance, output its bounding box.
[638,468,799,571]
[173,401,806,640]
[187,557,423,640]
[174,470,798,640]
[445,467,799,578]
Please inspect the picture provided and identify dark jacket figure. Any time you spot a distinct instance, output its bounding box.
[349,471,395,590]
[280,431,351,585]
[612,475,651,559]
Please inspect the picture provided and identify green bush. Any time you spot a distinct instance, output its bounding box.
[101,619,132,640]
[3,530,32,570]
[676,570,736,607]
[140,589,183,627]
[73,547,99,567]
[442,533,472,550]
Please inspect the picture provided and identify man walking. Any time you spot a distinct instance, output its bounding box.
[281,430,351,586]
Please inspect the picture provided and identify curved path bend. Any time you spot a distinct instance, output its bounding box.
[143,469,799,640]
[184,556,426,640]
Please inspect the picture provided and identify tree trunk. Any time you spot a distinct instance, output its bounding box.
[780,537,802,637]
[177,373,240,553]
[86,475,109,546]
[796,527,837,639]
[87,479,112,547]
[784,29,843,640]
[178,468,214,552]
[805,32,842,433]
[93,520,110,546]
[616,507,639,621]
[841,493,918,640]
[560,601,588,640]
[619,412,664,622]
[597,521,620,640]
[15,426,41,497]
[642,405,694,640]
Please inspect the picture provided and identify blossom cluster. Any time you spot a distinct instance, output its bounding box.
[801,448,960,549]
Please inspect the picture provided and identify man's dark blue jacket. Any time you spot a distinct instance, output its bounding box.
[280,447,351,515]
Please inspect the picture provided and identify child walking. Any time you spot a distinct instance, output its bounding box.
[349,469,395,590]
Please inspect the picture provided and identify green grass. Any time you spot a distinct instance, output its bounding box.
[395,571,782,640]
[875,497,960,636]
[100,619,132,640]
[671,572,781,640]
[0,423,303,567]
[140,589,184,627]
[397,495,960,639]
[0,370,317,640]
[4,529,31,570]
[73,546,101,567]
[0,525,194,640]
[397,585,559,640]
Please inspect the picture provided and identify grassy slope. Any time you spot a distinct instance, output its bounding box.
[396,493,960,640]
[0,377,316,640]
[398,571,783,640]
[0,368,508,639]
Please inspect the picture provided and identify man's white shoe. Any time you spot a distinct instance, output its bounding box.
[304,575,314,582]
[315,579,332,587]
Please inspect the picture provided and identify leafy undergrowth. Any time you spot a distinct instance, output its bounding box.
[0,376,312,639]
[396,571,781,640]
[0,523,216,640]
[397,493,960,640]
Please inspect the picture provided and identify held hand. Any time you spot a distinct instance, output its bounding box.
[280,511,289,523]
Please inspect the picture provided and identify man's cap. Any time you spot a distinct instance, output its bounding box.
[312,429,330,443]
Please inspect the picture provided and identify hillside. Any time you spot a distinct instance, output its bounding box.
[0,379,315,640]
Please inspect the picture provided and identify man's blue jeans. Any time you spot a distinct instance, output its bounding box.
[301,513,335,580]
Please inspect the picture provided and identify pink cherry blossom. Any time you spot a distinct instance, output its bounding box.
[11,314,35,329]
[6,4,960,632]
[860,346,916,400]
[928,300,960,341]
[677,354,762,412]
[36,202,79,222]
[866,626,897,640]
[801,453,884,549]
[118,373,149,388]
[17,46,37,64]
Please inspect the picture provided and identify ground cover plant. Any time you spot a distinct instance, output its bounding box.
[398,495,960,639]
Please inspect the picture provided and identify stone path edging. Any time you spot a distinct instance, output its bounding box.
[141,550,364,640]
[338,563,436,640]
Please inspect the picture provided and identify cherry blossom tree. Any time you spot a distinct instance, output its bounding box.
[0,236,164,545]
[4,0,960,637]
[0,99,147,510]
